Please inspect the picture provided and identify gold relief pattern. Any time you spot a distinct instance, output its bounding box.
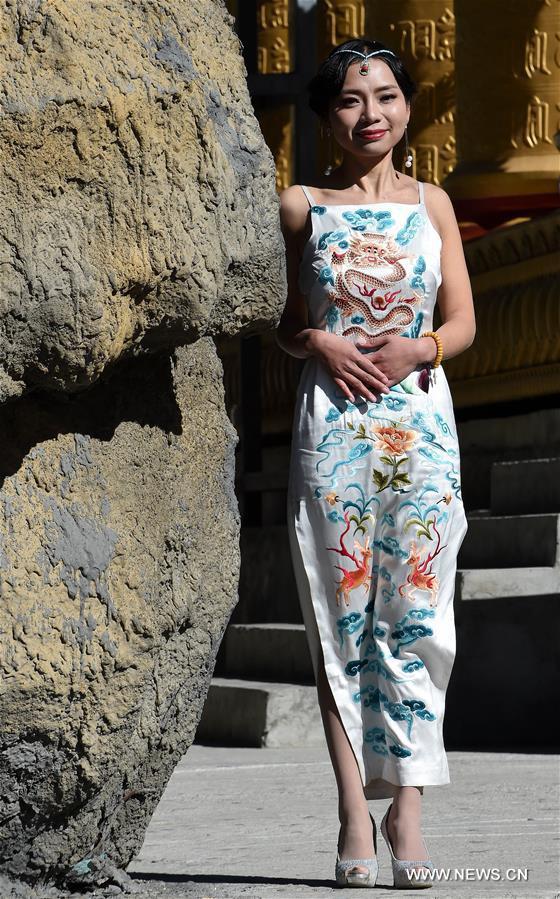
[525,96,553,148]
[415,82,437,120]
[414,145,439,186]
[256,104,294,192]
[511,94,554,150]
[515,6,560,154]
[439,135,456,177]
[323,0,365,47]
[435,7,455,61]
[523,28,553,76]
[257,0,293,73]
[415,79,455,125]
[414,140,459,185]
[390,9,455,62]
[445,0,559,198]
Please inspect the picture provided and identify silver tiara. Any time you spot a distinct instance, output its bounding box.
[332,48,397,75]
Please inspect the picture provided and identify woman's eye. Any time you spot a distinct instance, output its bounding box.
[343,95,395,105]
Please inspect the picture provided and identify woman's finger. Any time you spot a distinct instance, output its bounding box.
[353,352,390,382]
[345,362,391,395]
[334,368,389,403]
[343,370,389,400]
[334,377,355,402]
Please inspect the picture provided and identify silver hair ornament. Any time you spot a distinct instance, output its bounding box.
[331,47,397,75]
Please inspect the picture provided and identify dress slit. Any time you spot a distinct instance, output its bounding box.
[287,494,373,795]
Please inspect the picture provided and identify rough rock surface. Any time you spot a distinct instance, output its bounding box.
[0,339,241,892]
[0,0,285,892]
[0,0,284,402]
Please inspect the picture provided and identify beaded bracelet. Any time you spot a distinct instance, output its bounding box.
[421,330,443,368]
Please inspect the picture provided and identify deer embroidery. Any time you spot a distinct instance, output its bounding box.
[326,510,373,607]
[398,520,448,607]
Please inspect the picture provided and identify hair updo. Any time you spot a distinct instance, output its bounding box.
[307,38,418,122]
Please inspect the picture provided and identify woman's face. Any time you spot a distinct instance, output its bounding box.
[327,58,410,160]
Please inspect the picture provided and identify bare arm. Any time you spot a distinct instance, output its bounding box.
[425,183,476,360]
[275,186,322,359]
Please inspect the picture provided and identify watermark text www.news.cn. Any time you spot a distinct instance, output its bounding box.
[402,867,529,884]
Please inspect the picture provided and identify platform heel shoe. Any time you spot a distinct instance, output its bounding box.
[380,802,434,889]
[335,812,378,887]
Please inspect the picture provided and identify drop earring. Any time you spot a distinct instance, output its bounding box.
[324,125,333,176]
[404,126,413,168]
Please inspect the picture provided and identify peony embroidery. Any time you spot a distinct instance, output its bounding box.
[370,425,418,493]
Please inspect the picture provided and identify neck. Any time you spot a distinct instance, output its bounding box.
[322,154,402,200]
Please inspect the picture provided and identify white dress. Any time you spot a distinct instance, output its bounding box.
[286,181,469,800]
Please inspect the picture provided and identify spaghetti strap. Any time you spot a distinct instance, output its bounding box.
[300,184,316,208]
[417,180,425,206]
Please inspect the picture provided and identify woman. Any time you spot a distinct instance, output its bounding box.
[275,37,475,889]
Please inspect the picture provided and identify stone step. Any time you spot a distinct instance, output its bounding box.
[491,457,560,515]
[194,677,324,748]
[237,525,300,624]
[458,512,560,569]
[457,564,560,601]
[214,622,314,683]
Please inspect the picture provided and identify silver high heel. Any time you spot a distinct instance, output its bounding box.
[335,811,378,888]
[380,802,434,889]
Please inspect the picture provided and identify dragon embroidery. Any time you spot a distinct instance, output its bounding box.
[326,231,422,339]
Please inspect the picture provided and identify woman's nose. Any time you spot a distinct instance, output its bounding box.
[363,99,383,121]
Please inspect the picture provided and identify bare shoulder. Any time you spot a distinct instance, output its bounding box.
[423,182,458,235]
[279,184,309,236]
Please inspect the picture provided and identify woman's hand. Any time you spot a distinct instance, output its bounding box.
[355,334,435,386]
[309,332,392,402]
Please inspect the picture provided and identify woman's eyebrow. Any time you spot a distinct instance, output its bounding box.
[340,84,397,94]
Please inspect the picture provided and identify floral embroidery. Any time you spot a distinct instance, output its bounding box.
[349,423,418,494]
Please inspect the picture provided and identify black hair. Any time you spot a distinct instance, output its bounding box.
[307,38,418,122]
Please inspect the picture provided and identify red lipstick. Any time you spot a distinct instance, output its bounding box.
[358,129,387,139]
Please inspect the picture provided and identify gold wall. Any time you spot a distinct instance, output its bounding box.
[446,0,559,201]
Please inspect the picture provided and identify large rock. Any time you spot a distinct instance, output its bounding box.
[0,0,284,402]
[0,0,285,891]
[0,339,241,892]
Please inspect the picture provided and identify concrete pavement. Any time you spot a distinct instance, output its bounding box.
[125,743,559,899]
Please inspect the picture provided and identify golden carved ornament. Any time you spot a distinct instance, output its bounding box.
[444,0,560,201]
[257,0,294,74]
